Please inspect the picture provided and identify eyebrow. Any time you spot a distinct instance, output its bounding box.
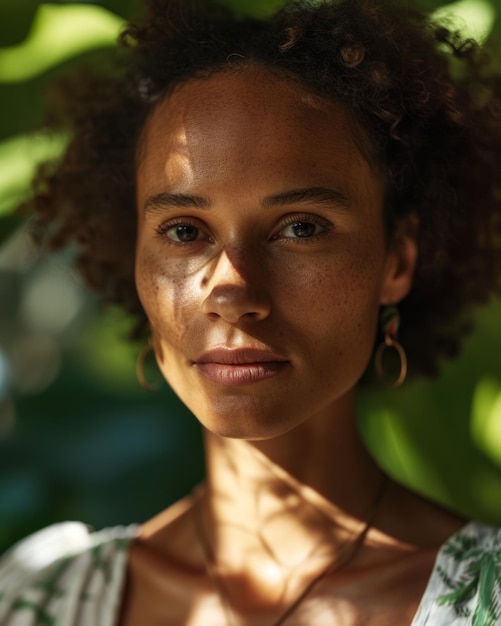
[144,192,211,213]
[143,186,351,215]
[262,187,351,210]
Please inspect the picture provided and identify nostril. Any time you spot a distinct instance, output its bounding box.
[202,284,271,323]
[205,311,221,321]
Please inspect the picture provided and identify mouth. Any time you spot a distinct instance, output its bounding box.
[193,348,289,387]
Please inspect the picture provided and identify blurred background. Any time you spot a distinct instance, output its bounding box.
[1,0,501,556]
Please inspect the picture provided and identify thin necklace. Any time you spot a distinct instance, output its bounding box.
[191,476,388,626]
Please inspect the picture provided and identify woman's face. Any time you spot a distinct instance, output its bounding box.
[135,68,415,440]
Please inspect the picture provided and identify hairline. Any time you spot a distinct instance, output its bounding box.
[134,60,394,243]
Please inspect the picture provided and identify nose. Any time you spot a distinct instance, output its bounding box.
[201,248,271,323]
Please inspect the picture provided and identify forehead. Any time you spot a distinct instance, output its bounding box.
[137,67,383,205]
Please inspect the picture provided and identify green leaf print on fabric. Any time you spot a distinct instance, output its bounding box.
[437,533,501,626]
[12,599,55,626]
[0,525,139,626]
[34,558,71,596]
[9,559,72,626]
[91,545,112,583]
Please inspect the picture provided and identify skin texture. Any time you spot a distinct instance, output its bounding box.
[121,68,464,625]
[135,68,413,441]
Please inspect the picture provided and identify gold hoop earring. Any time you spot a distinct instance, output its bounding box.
[375,306,407,388]
[136,339,160,392]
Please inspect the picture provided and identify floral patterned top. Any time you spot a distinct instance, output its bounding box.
[0,521,500,625]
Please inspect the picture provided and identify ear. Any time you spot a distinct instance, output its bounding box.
[379,213,419,306]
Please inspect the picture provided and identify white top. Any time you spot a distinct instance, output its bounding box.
[0,521,500,625]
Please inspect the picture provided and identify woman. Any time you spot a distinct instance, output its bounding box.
[1,0,501,623]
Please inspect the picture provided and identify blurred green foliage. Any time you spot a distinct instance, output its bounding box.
[1,0,501,556]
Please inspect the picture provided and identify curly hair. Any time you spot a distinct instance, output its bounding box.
[26,0,501,380]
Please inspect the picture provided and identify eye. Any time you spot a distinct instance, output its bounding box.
[281,222,323,238]
[156,219,210,244]
[276,215,333,241]
[168,224,201,243]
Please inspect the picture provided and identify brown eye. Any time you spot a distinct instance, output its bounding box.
[167,225,201,243]
[281,221,322,238]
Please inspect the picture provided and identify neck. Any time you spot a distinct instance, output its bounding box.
[199,391,386,588]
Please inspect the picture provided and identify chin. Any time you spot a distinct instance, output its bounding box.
[198,402,302,441]
[205,424,287,441]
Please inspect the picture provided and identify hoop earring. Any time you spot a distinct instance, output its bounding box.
[136,339,159,392]
[375,306,407,388]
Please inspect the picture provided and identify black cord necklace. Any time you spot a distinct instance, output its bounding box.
[192,476,388,626]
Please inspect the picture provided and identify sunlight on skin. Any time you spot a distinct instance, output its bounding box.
[296,595,355,625]
[187,594,230,626]
[0,4,123,83]
[163,129,195,196]
[471,379,501,465]
[0,132,68,216]
[185,582,352,624]
[433,0,496,43]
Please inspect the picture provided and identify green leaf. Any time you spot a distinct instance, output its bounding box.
[438,579,479,606]
[472,556,499,626]
[0,131,68,219]
[12,599,55,626]
[0,4,123,83]
[0,0,39,47]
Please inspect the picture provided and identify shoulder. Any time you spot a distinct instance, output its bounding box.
[0,522,138,626]
[412,521,501,625]
[137,492,202,567]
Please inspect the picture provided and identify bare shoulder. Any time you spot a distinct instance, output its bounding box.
[137,489,204,566]
[118,491,209,626]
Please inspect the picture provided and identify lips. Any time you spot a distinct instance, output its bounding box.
[194,348,289,387]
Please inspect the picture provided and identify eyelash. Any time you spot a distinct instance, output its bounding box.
[272,214,334,243]
[155,218,211,245]
[155,213,335,245]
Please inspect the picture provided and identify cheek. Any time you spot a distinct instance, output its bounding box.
[135,250,200,344]
[273,240,384,372]
[277,242,383,322]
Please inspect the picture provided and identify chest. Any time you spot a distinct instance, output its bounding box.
[118,548,436,626]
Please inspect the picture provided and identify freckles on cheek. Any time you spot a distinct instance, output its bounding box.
[136,254,195,342]
[298,253,380,336]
